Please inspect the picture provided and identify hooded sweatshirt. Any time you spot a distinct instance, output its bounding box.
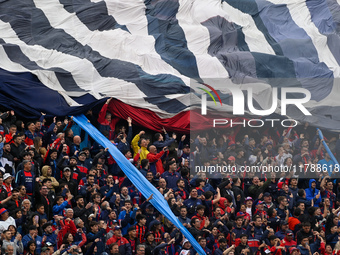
[305,179,321,207]
[40,166,59,192]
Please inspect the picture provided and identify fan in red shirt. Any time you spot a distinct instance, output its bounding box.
[192,205,208,230]
[280,230,297,253]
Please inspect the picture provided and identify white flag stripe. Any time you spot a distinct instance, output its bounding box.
[34,0,188,81]
[267,0,340,75]
[221,1,276,55]
[177,0,231,78]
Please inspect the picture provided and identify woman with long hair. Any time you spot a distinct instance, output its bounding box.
[61,231,86,252]
[33,137,46,164]
[8,225,17,242]
[24,240,37,255]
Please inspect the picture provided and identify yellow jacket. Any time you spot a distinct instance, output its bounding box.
[131,134,149,160]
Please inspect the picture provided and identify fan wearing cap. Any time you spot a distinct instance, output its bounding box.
[227,156,236,167]
[0,174,9,201]
[179,239,192,255]
[106,226,131,254]
[245,197,253,219]
[263,193,274,211]
[76,150,90,175]
[0,208,16,233]
[253,201,267,219]
[144,232,157,255]
[275,220,290,240]
[3,173,13,196]
[280,230,296,252]
[289,247,301,255]
[177,135,190,162]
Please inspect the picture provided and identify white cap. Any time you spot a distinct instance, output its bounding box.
[3,173,12,180]
[183,239,190,245]
[249,155,257,165]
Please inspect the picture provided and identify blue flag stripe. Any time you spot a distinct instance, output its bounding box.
[73,114,206,255]
[0,0,189,112]
[145,0,200,79]
[59,0,129,32]
[0,38,86,93]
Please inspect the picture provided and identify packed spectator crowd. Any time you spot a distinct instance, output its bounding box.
[0,98,339,255]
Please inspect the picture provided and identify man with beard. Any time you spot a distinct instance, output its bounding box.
[58,155,82,182]
[2,142,14,173]
[42,222,57,250]
[174,179,189,201]
[58,167,78,196]
[100,175,120,201]
[79,174,99,199]
[73,196,93,222]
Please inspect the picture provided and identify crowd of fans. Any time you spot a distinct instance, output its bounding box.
[0,98,339,255]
